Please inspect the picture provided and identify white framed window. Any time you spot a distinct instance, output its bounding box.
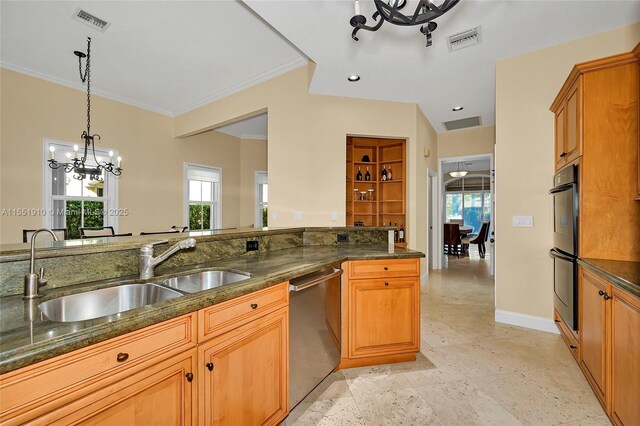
[255,171,268,228]
[43,139,119,239]
[185,163,221,231]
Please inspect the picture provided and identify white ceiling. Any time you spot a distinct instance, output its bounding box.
[215,113,268,139]
[0,1,307,116]
[2,1,638,129]
[244,0,640,132]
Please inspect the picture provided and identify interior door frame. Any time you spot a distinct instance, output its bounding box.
[436,153,495,270]
[427,169,438,274]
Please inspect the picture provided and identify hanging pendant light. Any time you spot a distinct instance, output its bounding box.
[350,0,459,47]
[449,162,468,178]
[48,37,122,181]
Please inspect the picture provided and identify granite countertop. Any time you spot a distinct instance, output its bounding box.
[0,245,423,374]
[578,258,640,298]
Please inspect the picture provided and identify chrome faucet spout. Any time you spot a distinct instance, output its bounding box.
[24,229,59,299]
[139,238,196,279]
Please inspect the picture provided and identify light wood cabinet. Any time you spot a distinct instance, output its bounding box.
[32,350,196,425]
[199,308,288,426]
[610,285,640,426]
[339,259,420,368]
[552,77,582,170]
[551,44,640,262]
[579,269,608,404]
[579,267,640,426]
[346,137,407,243]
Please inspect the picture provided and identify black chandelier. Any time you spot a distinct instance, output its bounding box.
[48,37,122,181]
[350,0,460,47]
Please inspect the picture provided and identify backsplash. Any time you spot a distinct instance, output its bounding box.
[0,227,388,297]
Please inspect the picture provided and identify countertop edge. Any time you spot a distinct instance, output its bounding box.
[578,258,640,298]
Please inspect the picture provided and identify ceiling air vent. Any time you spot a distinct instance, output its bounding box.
[443,116,482,131]
[72,8,111,32]
[447,26,481,52]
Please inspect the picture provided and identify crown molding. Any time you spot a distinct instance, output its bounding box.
[172,57,308,116]
[2,55,308,118]
[0,61,174,117]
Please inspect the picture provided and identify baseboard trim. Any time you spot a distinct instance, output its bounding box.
[495,309,560,334]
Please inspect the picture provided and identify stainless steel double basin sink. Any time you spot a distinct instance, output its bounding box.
[38,270,251,323]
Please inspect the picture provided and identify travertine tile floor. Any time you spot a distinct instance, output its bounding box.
[283,251,609,426]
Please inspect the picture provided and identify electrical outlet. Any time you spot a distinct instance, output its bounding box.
[294,211,302,221]
[246,240,259,251]
[331,212,338,221]
[337,234,349,243]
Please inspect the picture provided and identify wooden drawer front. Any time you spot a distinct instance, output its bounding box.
[28,350,196,426]
[0,313,196,425]
[554,309,579,362]
[349,277,420,358]
[198,282,289,343]
[348,259,420,280]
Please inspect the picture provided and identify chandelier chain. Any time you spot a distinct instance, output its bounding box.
[85,37,91,138]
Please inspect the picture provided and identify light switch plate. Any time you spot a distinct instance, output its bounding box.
[512,215,533,227]
[294,211,303,221]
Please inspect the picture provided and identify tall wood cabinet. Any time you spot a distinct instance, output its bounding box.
[346,137,407,241]
[551,45,640,262]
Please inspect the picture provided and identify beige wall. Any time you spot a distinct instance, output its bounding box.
[0,69,266,243]
[495,24,640,320]
[239,138,268,227]
[438,125,495,159]
[174,64,439,258]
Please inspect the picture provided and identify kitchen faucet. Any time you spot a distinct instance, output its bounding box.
[139,238,196,279]
[23,229,59,299]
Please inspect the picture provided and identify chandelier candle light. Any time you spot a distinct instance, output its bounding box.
[350,0,459,47]
[48,37,122,181]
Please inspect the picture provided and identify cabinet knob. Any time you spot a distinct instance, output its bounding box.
[206,362,214,371]
[384,282,390,286]
[185,372,194,382]
[570,345,577,349]
[250,303,258,310]
[116,352,129,362]
[604,294,612,301]
[598,290,605,296]
[560,152,567,158]
[383,267,389,271]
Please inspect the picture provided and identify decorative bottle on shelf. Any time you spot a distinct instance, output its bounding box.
[387,166,392,180]
[356,167,363,181]
[364,167,371,181]
[381,165,387,181]
[399,224,405,243]
[394,222,399,242]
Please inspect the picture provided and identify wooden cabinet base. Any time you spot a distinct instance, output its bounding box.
[554,309,579,362]
[337,352,416,370]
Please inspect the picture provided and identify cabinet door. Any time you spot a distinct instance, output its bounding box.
[200,308,288,426]
[349,277,419,358]
[610,287,640,426]
[580,270,608,404]
[565,78,582,164]
[555,103,567,171]
[32,350,196,425]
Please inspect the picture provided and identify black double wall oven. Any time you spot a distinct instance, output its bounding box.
[550,165,579,330]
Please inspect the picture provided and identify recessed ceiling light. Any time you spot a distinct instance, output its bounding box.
[348,75,360,82]
[452,106,464,111]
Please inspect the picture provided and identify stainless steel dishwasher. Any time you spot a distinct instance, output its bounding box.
[288,265,343,410]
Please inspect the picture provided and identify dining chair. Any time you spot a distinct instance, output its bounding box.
[449,219,464,226]
[443,223,462,257]
[23,228,68,243]
[79,226,115,239]
[462,221,491,258]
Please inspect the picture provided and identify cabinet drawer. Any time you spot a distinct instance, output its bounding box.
[0,313,196,425]
[349,259,419,280]
[198,282,289,343]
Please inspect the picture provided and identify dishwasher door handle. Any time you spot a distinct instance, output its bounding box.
[289,268,343,292]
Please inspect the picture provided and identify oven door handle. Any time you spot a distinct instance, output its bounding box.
[549,183,575,194]
[549,248,575,262]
